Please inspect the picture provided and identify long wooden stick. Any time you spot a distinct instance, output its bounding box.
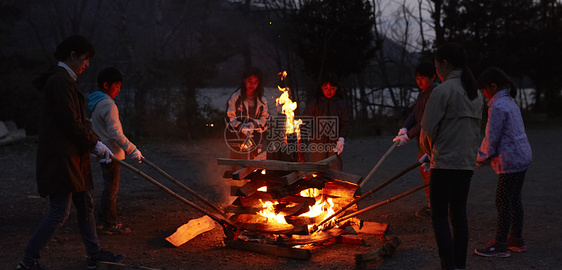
[111,156,237,231]
[359,141,399,189]
[312,160,421,231]
[337,183,429,223]
[141,157,227,219]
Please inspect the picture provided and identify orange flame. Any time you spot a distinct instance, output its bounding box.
[276,71,302,142]
[257,199,287,224]
[257,188,336,226]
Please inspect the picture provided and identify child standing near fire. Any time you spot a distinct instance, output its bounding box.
[393,62,439,217]
[226,67,269,160]
[302,72,348,170]
[474,67,532,257]
[89,67,143,235]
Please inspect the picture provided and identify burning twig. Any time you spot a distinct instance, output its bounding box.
[111,156,237,232]
[141,157,228,219]
[310,160,422,233]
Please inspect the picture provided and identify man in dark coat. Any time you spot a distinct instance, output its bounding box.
[16,35,124,270]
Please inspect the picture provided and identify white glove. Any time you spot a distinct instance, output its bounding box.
[419,153,431,172]
[333,137,345,155]
[393,134,409,146]
[241,122,254,136]
[93,141,113,164]
[397,128,408,136]
[130,148,144,163]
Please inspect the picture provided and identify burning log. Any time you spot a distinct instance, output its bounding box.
[231,213,309,235]
[280,227,349,246]
[166,215,216,247]
[355,235,402,269]
[232,180,267,197]
[317,168,363,185]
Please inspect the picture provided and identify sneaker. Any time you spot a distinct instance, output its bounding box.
[15,262,47,270]
[415,205,431,217]
[86,248,125,269]
[507,236,527,252]
[474,240,511,257]
[99,223,131,235]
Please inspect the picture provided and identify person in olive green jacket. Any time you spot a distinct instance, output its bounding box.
[419,43,483,270]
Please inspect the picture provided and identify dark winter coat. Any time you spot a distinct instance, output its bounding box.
[33,65,100,197]
[303,95,349,143]
[402,83,438,142]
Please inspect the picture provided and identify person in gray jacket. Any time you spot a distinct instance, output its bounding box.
[88,67,143,235]
[419,43,483,270]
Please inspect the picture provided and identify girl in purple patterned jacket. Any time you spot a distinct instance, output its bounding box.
[474,67,532,258]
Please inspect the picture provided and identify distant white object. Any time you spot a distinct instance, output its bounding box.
[0,120,27,146]
[0,121,8,139]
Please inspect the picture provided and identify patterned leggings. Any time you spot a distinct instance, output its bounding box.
[495,170,526,242]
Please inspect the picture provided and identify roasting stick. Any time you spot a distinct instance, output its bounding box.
[141,157,228,219]
[311,159,423,233]
[336,183,429,223]
[359,141,399,190]
[111,156,237,232]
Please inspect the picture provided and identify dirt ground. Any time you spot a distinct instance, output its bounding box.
[1,123,561,270]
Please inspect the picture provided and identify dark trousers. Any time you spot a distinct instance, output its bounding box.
[99,161,121,227]
[22,191,101,265]
[430,169,473,270]
[496,170,526,242]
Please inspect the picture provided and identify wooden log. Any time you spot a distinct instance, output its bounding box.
[283,215,323,225]
[232,216,309,235]
[277,195,316,206]
[217,158,330,172]
[224,205,263,215]
[281,170,310,185]
[232,166,258,180]
[351,221,388,235]
[355,236,402,269]
[231,191,273,207]
[317,168,362,185]
[276,202,308,216]
[268,178,324,199]
[96,262,161,270]
[232,191,318,208]
[224,239,311,260]
[234,180,267,197]
[166,215,216,247]
[322,181,358,198]
[281,227,348,246]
